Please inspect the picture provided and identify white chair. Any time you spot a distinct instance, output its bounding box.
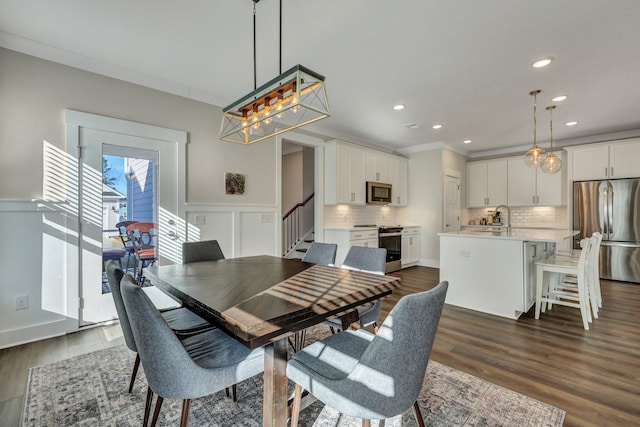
[535,238,592,330]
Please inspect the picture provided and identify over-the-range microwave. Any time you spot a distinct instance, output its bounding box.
[366,181,392,205]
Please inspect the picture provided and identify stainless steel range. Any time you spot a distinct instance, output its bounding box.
[378,226,403,273]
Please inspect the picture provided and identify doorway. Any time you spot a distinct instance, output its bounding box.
[444,169,461,232]
[66,110,187,326]
[102,146,158,294]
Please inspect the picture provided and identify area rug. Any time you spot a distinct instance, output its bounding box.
[23,332,565,426]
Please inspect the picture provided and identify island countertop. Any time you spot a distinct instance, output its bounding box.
[438,228,578,243]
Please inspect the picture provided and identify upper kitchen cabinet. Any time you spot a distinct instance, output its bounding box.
[467,159,508,207]
[507,152,565,206]
[325,140,366,205]
[389,157,408,206]
[365,152,388,183]
[568,139,640,181]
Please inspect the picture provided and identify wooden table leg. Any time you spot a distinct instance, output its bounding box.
[340,309,359,331]
[263,338,288,427]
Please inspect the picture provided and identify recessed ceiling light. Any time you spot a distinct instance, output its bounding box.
[565,121,578,126]
[404,123,420,130]
[463,140,472,144]
[552,95,568,102]
[432,124,442,129]
[532,57,553,68]
[393,104,406,110]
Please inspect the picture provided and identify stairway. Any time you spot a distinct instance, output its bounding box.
[287,230,314,259]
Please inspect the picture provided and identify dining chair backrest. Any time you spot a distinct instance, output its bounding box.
[347,281,448,417]
[116,220,138,249]
[126,222,158,250]
[120,274,210,398]
[342,246,387,275]
[302,242,337,266]
[105,260,137,353]
[182,240,225,264]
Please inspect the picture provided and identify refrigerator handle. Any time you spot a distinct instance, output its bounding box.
[608,184,614,234]
[603,186,609,235]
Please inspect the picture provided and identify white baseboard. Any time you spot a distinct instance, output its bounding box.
[0,317,76,350]
[418,258,440,269]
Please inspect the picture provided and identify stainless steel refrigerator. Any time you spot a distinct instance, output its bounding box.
[573,178,640,283]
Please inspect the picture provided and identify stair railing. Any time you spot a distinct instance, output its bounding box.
[283,193,314,255]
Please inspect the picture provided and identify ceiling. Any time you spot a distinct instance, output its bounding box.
[2,0,640,156]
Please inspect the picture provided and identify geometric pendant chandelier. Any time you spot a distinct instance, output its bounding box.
[219,0,330,144]
[219,64,330,144]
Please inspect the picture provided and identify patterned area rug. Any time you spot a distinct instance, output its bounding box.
[23,328,565,426]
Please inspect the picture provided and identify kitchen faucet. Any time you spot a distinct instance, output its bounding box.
[495,205,511,229]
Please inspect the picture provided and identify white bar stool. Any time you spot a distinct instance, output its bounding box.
[535,238,592,330]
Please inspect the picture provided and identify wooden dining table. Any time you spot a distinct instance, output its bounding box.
[145,255,402,427]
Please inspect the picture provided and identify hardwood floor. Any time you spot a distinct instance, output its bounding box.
[1,266,639,426]
[385,267,640,427]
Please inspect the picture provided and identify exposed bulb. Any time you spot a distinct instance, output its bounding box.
[275,102,284,119]
[524,146,545,168]
[264,116,272,125]
[541,153,562,174]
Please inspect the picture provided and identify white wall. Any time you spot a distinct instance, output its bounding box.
[282,151,303,213]
[0,47,285,348]
[397,148,444,267]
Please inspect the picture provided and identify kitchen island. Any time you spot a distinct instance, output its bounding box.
[438,229,577,319]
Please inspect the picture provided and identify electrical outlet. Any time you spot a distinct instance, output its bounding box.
[15,295,28,310]
[458,249,470,257]
[194,215,205,225]
[260,214,273,223]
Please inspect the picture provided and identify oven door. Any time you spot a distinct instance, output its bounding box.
[379,232,402,272]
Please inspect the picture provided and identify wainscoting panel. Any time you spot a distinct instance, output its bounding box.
[185,204,279,259]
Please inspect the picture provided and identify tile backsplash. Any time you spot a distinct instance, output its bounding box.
[324,205,398,228]
[464,205,568,228]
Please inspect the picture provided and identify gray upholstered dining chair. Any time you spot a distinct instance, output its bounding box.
[182,240,225,264]
[105,260,215,393]
[301,242,338,265]
[325,246,387,333]
[287,281,448,427]
[120,274,265,427]
[182,239,242,401]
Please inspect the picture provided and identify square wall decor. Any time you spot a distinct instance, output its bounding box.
[225,172,245,195]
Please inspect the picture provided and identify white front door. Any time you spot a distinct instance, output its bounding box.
[66,110,186,326]
[444,171,461,232]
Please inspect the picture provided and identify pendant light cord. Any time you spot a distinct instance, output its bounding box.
[279,0,282,75]
[253,1,257,90]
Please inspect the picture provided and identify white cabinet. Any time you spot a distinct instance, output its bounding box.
[569,139,640,181]
[401,226,419,266]
[507,153,565,206]
[324,228,378,267]
[388,157,408,206]
[365,152,388,183]
[366,152,408,206]
[325,141,366,205]
[467,160,508,207]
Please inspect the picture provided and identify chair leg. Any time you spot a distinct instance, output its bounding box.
[180,399,191,427]
[232,383,237,402]
[150,395,164,427]
[362,419,371,427]
[412,401,426,427]
[290,383,303,427]
[373,322,379,334]
[143,387,154,427]
[129,354,140,393]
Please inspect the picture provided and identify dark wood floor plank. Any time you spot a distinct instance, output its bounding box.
[387,266,640,427]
